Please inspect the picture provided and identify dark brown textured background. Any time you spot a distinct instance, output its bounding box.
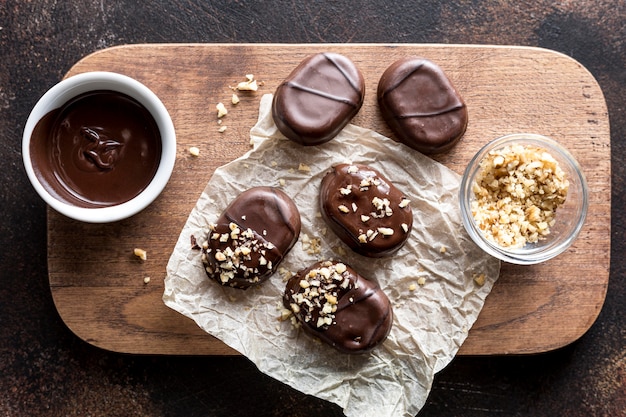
[1,1,624,416]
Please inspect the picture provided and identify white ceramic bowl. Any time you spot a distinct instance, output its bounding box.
[22,71,176,223]
[459,133,588,264]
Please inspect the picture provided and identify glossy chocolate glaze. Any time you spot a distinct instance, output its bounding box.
[377,57,468,154]
[272,52,365,145]
[320,163,413,257]
[29,90,162,208]
[284,260,393,354]
[202,187,301,289]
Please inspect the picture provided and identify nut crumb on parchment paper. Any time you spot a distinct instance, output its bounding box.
[473,273,486,286]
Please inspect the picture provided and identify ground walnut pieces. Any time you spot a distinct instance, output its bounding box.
[471,144,569,248]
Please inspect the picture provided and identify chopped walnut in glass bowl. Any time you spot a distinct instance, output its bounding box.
[460,133,588,264]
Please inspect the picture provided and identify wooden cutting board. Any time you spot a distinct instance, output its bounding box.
[47,44,610,355]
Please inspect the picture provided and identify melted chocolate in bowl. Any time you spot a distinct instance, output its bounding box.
[30,90,162,208]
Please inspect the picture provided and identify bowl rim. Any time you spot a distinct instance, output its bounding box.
[459,133,589,264]
[22,71,176,223]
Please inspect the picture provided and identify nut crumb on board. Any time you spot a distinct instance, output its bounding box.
[133,248,147,261]
[234,74,259,91]
[216,102,228,118]
[212,74,263,142]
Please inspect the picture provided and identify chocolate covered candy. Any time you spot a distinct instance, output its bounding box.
[377,57,468,154]
[201,187,301,289]
[272,52,365,146]
[320,163,413,257]
[284,260,393,354]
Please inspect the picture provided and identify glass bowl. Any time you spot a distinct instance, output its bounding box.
[459,133,588,264]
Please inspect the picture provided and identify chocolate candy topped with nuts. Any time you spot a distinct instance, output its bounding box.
[320,163,413,257]
[284,260,393,354]
[201,186,301,289]
[272,52,365,146]
[377,57,468,154]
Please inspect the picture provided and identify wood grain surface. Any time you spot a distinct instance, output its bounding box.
[47,43,610,355]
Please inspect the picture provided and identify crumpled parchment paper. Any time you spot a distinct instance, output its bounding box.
[163,94,500,417]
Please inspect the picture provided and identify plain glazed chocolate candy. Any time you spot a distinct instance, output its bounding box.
[284,260,393,354]
[272,52,365,146]
[320,163,413,257]
[377,57,468,154]
[201,187,301,289]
